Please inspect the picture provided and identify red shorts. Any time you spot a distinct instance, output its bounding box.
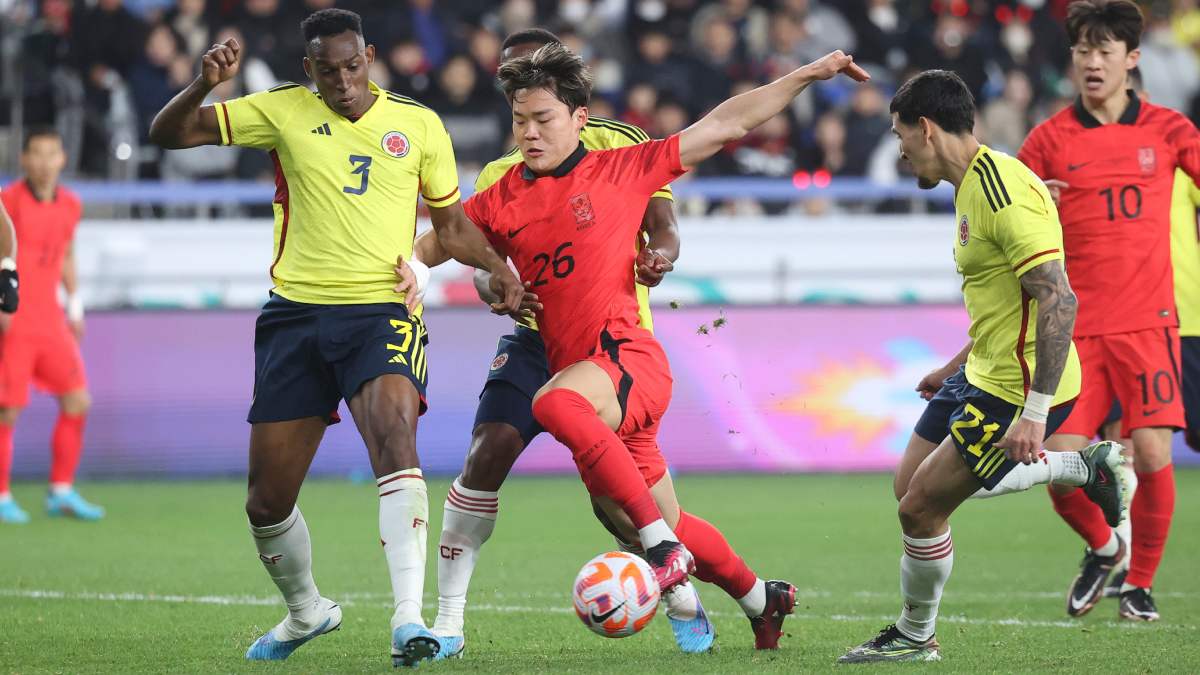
[1057,327,1184,437]
[586,329,673,486]
[0,327,87,408]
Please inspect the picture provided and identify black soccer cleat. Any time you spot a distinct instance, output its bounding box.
[1066,534,1126,617]
[644,540,695,592]
[1080,441,1129,528]
[749,580,796,650]
[1119,587,1160,622]
[837,624,941,663]
[1103,568,1127,599]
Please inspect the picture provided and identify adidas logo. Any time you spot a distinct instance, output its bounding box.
[311,123,332,136]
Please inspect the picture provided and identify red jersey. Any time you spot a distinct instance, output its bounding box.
[1019,92,1200,337]
[0,180,80,336]
[464,135,686,372]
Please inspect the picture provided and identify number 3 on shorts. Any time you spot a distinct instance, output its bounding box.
[386,317,428,384]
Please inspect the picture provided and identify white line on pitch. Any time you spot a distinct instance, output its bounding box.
[3,589,1194,631]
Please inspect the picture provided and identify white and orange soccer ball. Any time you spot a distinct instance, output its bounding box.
[572,551,661,638]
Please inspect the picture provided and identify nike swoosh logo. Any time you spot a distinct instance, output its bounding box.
[508,223,531,239]
[1067,161,1093,171]
[1070,578,1104,611]
[590,601,625,624]
[1142,408,1162,416]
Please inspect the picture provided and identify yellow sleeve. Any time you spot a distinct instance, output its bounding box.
[987,176,1066,277]
[1189,178,1200,207]
[213,84,302,149]
[419,115,461,208]
[474,152,518,193]
[586,119,674,201]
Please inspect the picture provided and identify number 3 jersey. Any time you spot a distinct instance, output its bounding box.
[463,136,687,373]
[1019,91,1200,337]
[213,81,460,305]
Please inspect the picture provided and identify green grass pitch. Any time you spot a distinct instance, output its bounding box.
[3,472,1199,673]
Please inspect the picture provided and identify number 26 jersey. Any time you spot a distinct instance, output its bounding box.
[1018,92,1200,337]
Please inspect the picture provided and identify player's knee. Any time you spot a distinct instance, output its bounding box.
[892,473,910,502]
[60,390,91,416]
[461,423,525,491]
[897,491,936,536]
[244,490,292,527]
[1132,440,1173,473]
[0,407,20,426]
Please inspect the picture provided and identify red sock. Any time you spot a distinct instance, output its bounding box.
[49,413,86,486]
[0,422,12,495]
[532,389,661,528]
[675,511,757,598]
[1048,486,1111,550]
[1127,464,1175,589]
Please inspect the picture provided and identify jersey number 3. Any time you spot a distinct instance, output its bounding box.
[343,154,373,195]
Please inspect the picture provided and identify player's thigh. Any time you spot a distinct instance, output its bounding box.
[335,304,429,418]
[32,327,88,403]
[1109,327,1185,435]
[346,373,424,471]
[1181,336,1200,451]
[534,360,623,431]
[461,420,529,492]
[1129,426,1174,473]
[247,296,341,426]
[591,461,680,543]
[0,333,36,411]
[899,437,980,537]
[246,417,328,525]
[897,367,968,500]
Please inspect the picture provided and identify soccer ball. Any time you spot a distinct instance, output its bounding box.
[572,551,660,638]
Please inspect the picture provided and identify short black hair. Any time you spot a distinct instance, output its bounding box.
[889,70,975,135]
[22,125,61,152]
[1066,0,1143,51]
[501,28,560,52]
[301,8,362,44]
[497,42,591,112]
[1128,65,1143,90]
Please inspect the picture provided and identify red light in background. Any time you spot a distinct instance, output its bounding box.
[792,171,812,189]
[1017,5,1033,22]
[950,0,968,17]
[813,170,832,188]
[995,5,1012,23]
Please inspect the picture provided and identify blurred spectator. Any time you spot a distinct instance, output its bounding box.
[982,70,1035,154]
[428,54,507,167]
[690,0,770,62]
[1139,6,1200,114]
[909,13,991,103]
[388,40,434,99]
[690,16,741,111]
[842,82,891,175]
[622,83,658,132]
[164,0,208,60]
[777,0,858,62]
[72,0,146,174]
[628,30,697,112]
[127,23,190,142]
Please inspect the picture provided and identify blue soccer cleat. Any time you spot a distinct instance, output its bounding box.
[431,634,464,661]
[45,489,105,521]
[392,623,441,668]
[0,497,30,524]
[662,582,715,653]
[245,598,342,660]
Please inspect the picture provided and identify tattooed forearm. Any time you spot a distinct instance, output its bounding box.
[1020,260,1078,395]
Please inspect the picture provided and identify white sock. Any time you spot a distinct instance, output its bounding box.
[662,579,702,620]
[432,477,498,637]
[0,491,11,501]
[637,519,675,550]
[250,506,322,637]
[1093,530,1119,557]
[972,450,1089,499]
[736,578,767,617]
[1114,462,1136,572]
[378,468,429,629]
[49,482,72,495]
[897,530,953,642]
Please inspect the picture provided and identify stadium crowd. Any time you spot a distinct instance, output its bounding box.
[4,0,1200,213]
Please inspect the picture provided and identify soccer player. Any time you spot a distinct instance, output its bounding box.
[406,29,710,657]
[459,42,868,652]
[0,128,101,524]
[838,70,1130,664]
[1018,0,1200,621]
[148,9,524,666]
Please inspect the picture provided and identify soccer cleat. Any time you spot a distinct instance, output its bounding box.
[1065,534,1126,617]
[1103,568,1127,599]
[431,634,465,661]
[662,582,715,653]
[391,623,441,668]
[1119,587,1160,622]
[45,488,105,521]
[245,598,342,660]
[837,624,941,663]
[644,540,695,592]
[0,497,30,524]
[749,580,796,650]
[1079,441,1133,527]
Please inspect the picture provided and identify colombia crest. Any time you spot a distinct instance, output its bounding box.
[382,131,410,158]
[958,214,969,246]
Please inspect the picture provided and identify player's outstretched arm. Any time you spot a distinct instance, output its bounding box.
[636,197,679,287]
[677,51,869,170]
[149,38,241,149]
[428,202,528,314]
[995,260,1078,464]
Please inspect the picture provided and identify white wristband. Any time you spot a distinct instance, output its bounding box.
[0,257,14,271]
[1021,390,1053,424]
[407,259,431,298]
[66,294,84,322]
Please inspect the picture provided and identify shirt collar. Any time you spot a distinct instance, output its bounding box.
[1073,89,1141,129]
[522,142,588,180]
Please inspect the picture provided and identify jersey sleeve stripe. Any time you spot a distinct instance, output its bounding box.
[268,83,302,92]
[218,102,233,146]
[975,162,1006,211]
[981,154,1012,206]
[589,117,650,141]
[586,120,643,144]
[424,186,460,204]
[1013,248,1060,273]
[972,166,1000,212]
[1015,290,1033,395]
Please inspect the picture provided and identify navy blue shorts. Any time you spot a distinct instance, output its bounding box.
[914,367,1074,490]
[247,294,429,424]
[473,325,550,445]
[1183,336,1200,450]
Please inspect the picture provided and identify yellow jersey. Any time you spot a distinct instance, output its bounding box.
[954,146,1082,407]
[214,81,460,306]
[474,116,673,332]
[1169,168,1200,336]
